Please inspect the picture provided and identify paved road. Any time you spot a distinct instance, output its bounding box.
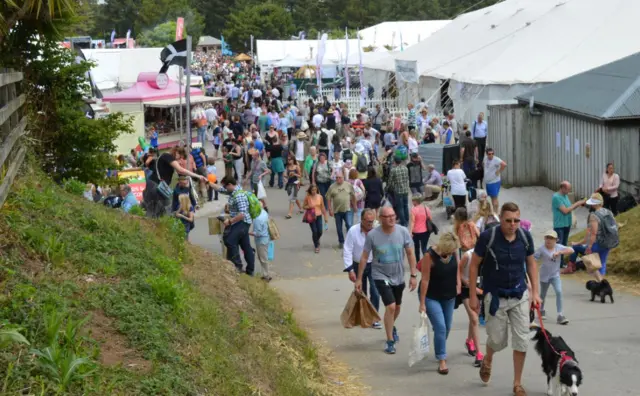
[190,162,639,396]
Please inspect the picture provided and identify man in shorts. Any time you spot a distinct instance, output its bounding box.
[356,206,417,354]
[467,202,541,396]
[482,148,507,212]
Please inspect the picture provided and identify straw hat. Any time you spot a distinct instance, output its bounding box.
[297,131,307,140]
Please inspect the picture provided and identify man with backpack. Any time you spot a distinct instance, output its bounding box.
[568,193,619,281]
[467,202,541,396]
[212,176,259,276]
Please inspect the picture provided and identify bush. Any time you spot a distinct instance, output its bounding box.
[62,179,86,196]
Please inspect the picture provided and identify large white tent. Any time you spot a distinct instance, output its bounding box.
[358,20,450,52]
[256,39,359,68]
[365,0,640,123]
[82,48,180,94]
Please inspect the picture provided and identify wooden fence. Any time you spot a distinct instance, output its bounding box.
[0,69,27,208]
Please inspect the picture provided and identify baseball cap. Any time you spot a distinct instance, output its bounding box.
[543,230,558,239]
[586,193,603,206]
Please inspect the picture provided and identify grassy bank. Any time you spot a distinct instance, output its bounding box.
[568,205,640,278]
[0,168,362,395]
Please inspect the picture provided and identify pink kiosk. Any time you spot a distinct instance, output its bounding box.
[102,72,219,154]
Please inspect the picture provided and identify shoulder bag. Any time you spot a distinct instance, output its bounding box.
[155,155,173,199]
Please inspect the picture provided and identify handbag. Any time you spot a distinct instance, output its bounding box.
[154,155,173,199]
[582,252,602,271]
[303,208,316,224]
[423,205,439,234]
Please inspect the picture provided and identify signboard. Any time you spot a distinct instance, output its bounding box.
[394,60,419,83]
[176,17,185,41]
[119,169,146,202]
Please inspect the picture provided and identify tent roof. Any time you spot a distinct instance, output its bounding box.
[391,0,640,85]
[517,51,640,121]
[235,53,252,61]
[198,36,221,46]
[256,39,359,64]
[102,72,203,103]
[82,48,180,90]
[359,20,450,52]
[272,55,313,68]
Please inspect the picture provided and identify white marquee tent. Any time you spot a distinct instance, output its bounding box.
[82,48,180,94]
[365,0,640,123]
[358,20,450,52]
[257,39,359,68]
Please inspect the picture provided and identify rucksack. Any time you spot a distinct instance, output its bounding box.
[394,145,408,161]
[232,190,262,219]
[355,154,368,172]
[318,130,328,148]
[342,149,353,161]
[594,209,619,249]
[352,180,366,202]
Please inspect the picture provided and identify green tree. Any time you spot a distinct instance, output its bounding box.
[0,0,75,45]
[191,0,236,38]
[136,20,176,47]
[223,3,295,52]
[1,24,134,184]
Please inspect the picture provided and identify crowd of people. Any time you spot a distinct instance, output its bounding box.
[86,54,627,396]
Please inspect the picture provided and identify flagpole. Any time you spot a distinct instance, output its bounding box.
[185,35,192,171]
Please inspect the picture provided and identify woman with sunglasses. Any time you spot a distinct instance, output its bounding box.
[418,232,461,375]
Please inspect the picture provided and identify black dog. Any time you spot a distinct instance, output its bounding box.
[586,279,614,303]
[530,326,582,396]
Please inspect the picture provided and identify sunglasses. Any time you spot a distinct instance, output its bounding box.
[504,218,521,224]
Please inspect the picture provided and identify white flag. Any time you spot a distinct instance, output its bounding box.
[345,28,350,98]
[357,30,365,108]
[316,33,328,91]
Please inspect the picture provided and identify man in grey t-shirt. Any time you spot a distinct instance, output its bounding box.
[357,206,417,355]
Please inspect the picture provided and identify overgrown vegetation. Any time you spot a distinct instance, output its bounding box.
[569,206,640,277]
[0,168,354,395]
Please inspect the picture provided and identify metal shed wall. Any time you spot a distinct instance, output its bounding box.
[539,112,607,199]
[606,126,640,196]
[487,104,541,187]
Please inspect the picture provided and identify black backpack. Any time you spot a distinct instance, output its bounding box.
[356,154,368,172]
[342,149,353,161]
[318,130,328,148]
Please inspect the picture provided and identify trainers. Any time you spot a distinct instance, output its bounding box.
[479,359,492,384]
[384,340,396,354]
[540,310,546,320]
[557,315,569,325]
[474,352,484,368]
[513,385,527,396]
[392,326,399,343]
[465,339,477,356]
[479,315,485,327]
[372,322,382,329]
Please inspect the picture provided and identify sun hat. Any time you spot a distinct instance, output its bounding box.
[543,230,558,239]
[586,193,604,206]
[411,194,424,202]
[296,131,307,139]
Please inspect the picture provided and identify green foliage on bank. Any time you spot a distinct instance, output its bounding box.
[0,170,338,395]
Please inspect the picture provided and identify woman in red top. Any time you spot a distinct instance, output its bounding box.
[408,194,432,263]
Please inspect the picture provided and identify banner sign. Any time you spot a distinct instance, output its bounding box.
[119,169,146,202]
[176,17,185,41]
[394,60,419,83]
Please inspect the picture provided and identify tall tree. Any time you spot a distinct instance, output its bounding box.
[191,0,236,38]
[223,3,295,52]
[136,20,176,47]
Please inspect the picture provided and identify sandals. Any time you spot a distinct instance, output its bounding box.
[437,367,449,375]
[285,215,292,219]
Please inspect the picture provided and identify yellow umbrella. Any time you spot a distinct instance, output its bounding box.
[294,65,316,79]
[234,53,252,62]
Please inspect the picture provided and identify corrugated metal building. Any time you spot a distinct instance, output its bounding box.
[487,52,640,199]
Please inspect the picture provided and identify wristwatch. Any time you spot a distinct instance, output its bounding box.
[410,273,418,278]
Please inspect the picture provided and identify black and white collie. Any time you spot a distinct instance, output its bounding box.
[530,326,582,396]
[586,279,614,303]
